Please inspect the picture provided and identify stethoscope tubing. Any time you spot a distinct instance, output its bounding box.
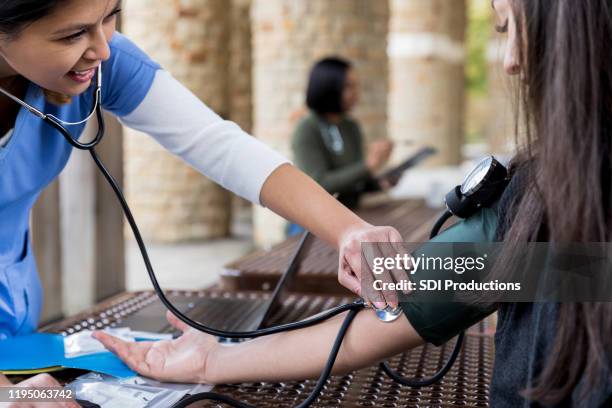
[0,70,465,407]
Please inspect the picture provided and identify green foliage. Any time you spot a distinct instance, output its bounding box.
[466,0,492,96]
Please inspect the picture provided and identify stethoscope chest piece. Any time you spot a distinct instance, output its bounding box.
[366,303,403,322]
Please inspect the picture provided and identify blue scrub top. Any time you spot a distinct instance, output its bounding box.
[0,33,160,339]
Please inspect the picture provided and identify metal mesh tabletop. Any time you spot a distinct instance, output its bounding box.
[41,290,495,407]
[222,200,445,294]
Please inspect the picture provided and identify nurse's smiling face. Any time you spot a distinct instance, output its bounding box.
[0,0,120,96]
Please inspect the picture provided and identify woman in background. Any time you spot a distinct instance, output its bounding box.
[292,57,396,211]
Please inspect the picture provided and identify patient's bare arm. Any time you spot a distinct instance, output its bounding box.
[95,309,424,385]
[206,309,423,384]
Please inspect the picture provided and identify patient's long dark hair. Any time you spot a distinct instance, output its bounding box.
[499,0,612,404]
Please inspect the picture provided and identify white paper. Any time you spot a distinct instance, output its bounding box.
[67,372,214,408]
[64,327,172,359]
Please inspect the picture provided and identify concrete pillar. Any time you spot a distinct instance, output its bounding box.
[251,0,390,247]
[32,115,126,320]
[122,0,232,242]
[388,0,467,166]
[228,0,256,236]
[31,182,63,322]
[229,0,254,133]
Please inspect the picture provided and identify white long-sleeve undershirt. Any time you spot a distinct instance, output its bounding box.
[119,69,290,206]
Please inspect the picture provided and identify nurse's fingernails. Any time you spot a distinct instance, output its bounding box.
[374,301,386,309]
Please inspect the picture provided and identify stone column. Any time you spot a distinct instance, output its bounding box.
[122,0,232,242]
[228,0,256,237]
[388,0,467,166]
[251,0,390,247]
[229,0,254,133]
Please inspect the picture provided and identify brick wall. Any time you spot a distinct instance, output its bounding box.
[122,0,234,242]
[120,0,471,246]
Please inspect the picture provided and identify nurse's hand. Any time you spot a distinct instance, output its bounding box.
[0,373,80,407]
[338,225,411,309]
[93,311,218,384]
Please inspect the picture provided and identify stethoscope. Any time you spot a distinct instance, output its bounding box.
[0,65,105,150]
[0,67,509,408]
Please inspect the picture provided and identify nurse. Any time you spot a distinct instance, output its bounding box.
[97,0,612,406]
[0,0,408,395]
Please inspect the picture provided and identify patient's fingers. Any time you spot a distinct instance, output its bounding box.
[93,332,154,377]
[166,310,189,332]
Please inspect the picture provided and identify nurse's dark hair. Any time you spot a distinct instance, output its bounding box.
[495,0,612,404]
[0,0,71,105]
[0,0,64,39]
[306,57,352,115]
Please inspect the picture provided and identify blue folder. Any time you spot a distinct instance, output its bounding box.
[0,333,136,378]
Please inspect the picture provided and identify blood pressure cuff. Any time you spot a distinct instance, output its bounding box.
[399,206,499,346]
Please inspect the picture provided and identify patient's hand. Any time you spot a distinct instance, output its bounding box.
[93,311,218,384]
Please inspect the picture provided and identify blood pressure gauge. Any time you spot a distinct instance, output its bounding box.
[445,156,509,219]
[371,156,509,324]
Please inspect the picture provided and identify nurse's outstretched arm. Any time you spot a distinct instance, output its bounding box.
[94,309,424,385]
[259,163,407,306]
[260,164,368,247]
[119,70,409,304]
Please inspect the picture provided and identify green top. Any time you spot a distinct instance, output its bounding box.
[400,206,499,346]
[291,112,379,208]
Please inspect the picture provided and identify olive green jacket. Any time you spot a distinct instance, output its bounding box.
[291,112,379,208]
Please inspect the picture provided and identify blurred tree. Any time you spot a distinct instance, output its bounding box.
[466,0,492,96]
[465,0,493,144]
